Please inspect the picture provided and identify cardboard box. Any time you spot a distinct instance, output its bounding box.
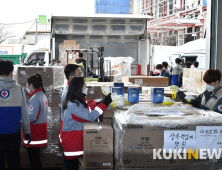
[102,105,135,125]
[86,85,105,100]
[128,87,139,103]
[79,158,113,170]
[102,108,116,125]
[36,67,53,88]
[59,44,65,50]
[68,52,79,64]
[114,115,201,168]
[151,88,164,103]
[48,92,61,108]
[183,68,190,78]
[65,45,79,50]
[52,128,60,144]
[52,152,64,167]
[16,67,36,87]
[122,76,168,87]
[59,44,80,66]
[114,107,222,169]
[188,69,195,79]
[83,122,113,169]
[64,40,77,46]
[114,120,169,168]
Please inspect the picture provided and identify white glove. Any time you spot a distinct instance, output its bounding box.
[171,85,179,93]
[184,95,194,102]
[110,95,125,108]
[164,97,175,103]
[101,85,111,96]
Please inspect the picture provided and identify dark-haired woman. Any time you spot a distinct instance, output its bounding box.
[61,77,112,169]
[23,74,48,170]
[177,69,222,113]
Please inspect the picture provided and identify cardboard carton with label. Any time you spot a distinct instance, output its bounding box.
[114,103,222,169]
[83,122,113,169]
[122,76,168,87]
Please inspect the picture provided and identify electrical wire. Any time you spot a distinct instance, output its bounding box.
[19,21,36,44]
[0,19,36,25]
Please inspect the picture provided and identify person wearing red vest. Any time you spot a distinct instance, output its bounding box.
[60,64,82,170]
[60,64,100,170]
[23,74,48,170]
[62,77,112,169]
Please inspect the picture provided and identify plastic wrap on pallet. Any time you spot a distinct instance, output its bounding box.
[59,41,80,66]
[113,103,222,169]
[13,66,64,91]
[183,77,204,94]
[41,106,62,153]
[182,68,206,94]
[105,57,134,82]
[35,67,64,90]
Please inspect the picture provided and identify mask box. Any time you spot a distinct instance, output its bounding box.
[112,87,123,96]
[114,83,124,96]
[151,88,164,103]
[83,122,113,169]
[128,87,139,103]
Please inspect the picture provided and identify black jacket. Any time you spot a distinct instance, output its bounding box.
[177,87,222,113]
[157,69,171,86]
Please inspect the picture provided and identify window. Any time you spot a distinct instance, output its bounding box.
[28,53,45,63]
[181,56,197,68]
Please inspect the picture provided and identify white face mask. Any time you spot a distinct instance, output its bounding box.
[205,83,216,92]
[83,88,88,95]
[26,88,31,94]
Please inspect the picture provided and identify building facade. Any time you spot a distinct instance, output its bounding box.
[139,0,207,46]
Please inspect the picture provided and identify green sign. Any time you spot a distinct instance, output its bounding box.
[39,15,47,23]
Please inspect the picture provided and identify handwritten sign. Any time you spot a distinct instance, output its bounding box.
[196,126,222,151]
[164,130,196,153]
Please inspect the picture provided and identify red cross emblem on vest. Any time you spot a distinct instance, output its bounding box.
[2,91,7,96]
[218,105,222,112]
[29,106,34,111]
[0,90,10,99]
[46,101,48,106]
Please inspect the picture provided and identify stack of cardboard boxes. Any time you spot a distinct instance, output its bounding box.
[59,40,80,66]
[183,68,206,94]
